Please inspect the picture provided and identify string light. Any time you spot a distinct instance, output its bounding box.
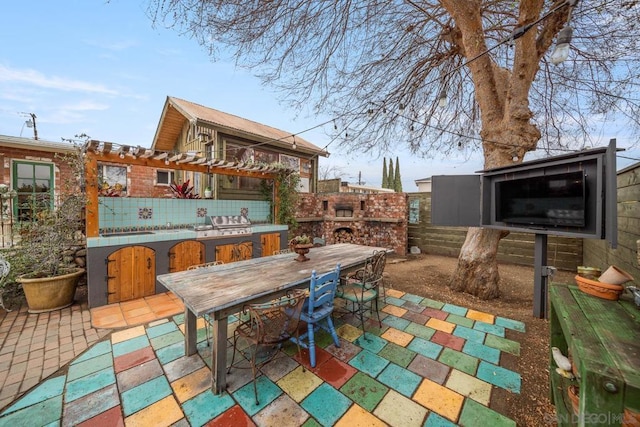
[550,26,573,65]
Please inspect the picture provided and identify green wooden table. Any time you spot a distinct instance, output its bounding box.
[549,282,640,426]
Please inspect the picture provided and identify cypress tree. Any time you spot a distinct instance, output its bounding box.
[387,158,394,190]
[381,157,388,188]
[394,156,403,192]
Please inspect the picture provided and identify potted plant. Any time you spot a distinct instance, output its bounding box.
[6,147,86,313]
[289,234,314,262]
[204,186,212,198]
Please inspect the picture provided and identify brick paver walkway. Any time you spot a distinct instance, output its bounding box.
[0,299,109,410]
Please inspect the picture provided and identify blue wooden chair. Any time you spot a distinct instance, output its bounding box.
[293,264,341,367]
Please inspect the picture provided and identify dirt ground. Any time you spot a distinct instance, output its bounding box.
[385,253,576,427]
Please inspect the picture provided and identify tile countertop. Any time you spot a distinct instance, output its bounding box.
[87,224,288,248]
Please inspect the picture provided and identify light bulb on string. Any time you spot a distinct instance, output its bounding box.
[437,89,448,108]
[550,26,573,65]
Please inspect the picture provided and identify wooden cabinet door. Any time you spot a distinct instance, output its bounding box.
[107,246,156,303]
[169,240,205,272]
[215,242,253,263]
[260,233,281,256]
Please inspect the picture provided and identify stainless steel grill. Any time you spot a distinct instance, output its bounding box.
[194,215,252,239]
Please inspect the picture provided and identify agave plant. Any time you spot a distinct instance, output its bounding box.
[169,179,200,199]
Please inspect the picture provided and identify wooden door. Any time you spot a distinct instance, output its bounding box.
[107,246,156,303]
[169,240,205,272]
[215,241,253,263]
[260,233,281,257]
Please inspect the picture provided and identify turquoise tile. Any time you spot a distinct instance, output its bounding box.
[462,340,500,364]
[407,337,443,360]
[121,376,172,416]
[67,353,113,382]
[72,340,112,365]
[384,296,406,306]
[65,367,116,403]
[349,349,389,377]
[1,375,65,415]
[0,395,62,426]
[183,390,235,427]
[233,375,282,416]
[382,315,410,331]
[404,323,436,341]
[453,325,486,343]
[377,363,421,397]
[156,340,185,365]
[495,316,526,332]
[424,411,458,426]
[473,322,505,337]
[441,303,468,316]
[353,333,387,354]
[146,321,179,338]
[112,335,150,357]
[301,383,351,426]
[401,294,424,304]
[150,330,184,350]
[476,361,521,393]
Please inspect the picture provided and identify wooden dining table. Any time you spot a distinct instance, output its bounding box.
[157,242,388,394]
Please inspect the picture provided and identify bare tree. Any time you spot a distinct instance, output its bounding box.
[148,0,640,299]
[319,164,348,181]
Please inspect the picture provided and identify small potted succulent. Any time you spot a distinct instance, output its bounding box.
[289,234,314,262]
[204,186,212,198]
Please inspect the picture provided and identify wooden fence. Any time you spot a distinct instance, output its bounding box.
[408,193,583,271]
[583,162,640,282]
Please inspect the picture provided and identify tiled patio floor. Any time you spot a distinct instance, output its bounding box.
[0,289,525,426]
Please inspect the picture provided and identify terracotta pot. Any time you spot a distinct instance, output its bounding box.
[598,265,634,285]
[575,275,624,301]
[18,268,84,313]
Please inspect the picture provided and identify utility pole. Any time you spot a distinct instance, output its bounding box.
[29,113,38,140]
[22,112,38,140]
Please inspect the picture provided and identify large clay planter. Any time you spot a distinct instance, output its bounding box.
[18,268,85,313]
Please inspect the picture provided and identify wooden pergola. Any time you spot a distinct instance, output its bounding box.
[83,140,286,237]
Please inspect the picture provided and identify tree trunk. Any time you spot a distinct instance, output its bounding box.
[448,227,505,299]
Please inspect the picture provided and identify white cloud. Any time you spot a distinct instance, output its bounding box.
[0,64,119,95]
[58,101,109,112]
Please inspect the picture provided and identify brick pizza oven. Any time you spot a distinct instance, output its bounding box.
[294,192,408,256]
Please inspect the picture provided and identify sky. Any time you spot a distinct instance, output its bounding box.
[1,1,638,191]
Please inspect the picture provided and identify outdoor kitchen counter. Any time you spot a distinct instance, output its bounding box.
[87,224,287,247]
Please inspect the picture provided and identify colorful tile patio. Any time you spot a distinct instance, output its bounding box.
[0,289,526,426]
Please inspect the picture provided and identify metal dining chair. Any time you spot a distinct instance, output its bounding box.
[227,289,306,405]
[336,250,386,340]
[187,260,225,344]
[292,264,342,367]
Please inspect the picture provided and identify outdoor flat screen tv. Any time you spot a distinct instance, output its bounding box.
[495,170,586,227]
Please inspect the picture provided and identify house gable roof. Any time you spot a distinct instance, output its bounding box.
[152,96,328,157]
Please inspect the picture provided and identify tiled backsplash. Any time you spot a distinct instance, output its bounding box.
[98,198,270,231]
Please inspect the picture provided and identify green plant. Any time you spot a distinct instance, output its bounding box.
[6,146,86,279]
[289,234,312,246]
[170,179,201,199]
[259,166,300,228]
